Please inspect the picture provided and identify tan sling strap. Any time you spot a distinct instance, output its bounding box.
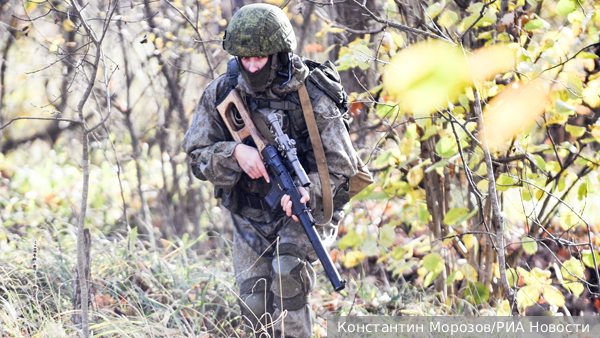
[298,84,333,225]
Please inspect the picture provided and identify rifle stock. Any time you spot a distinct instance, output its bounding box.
[216,89,346,292]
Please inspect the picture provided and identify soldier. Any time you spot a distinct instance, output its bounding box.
[182,4,358,338]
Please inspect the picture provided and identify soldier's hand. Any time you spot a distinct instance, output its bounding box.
[233,143,270,183]
[281,186,310,222]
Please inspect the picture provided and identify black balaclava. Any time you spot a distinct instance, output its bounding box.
[237,55,280,93]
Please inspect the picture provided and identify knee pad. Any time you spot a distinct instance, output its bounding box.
[239,276,274,335]
[271,244,315,311]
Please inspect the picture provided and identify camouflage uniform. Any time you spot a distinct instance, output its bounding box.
[181,4,357,338]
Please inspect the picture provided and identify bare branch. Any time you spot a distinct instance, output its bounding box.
[0,116,81,131]
[539,42,600,76]
[458,1,495,42]
[350,0,454,43]
[164,0,215,79]
[474,88,516,313]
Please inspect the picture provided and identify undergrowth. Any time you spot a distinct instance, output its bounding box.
[0,218,450,338]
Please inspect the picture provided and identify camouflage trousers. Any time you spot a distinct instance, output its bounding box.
[232,212,317,338]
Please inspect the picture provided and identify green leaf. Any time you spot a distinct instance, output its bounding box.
[424,271,438,287]
[425,2,443,18]
[406,123,418,138]
[339,230,361,251]
[567,73,583,99]
[576,51,599,59]
[353,44,372,70]
[578,181,588,201]
[477,31,492,40]
[465,282,490,305]
[418,203,431,223]
[391,260,416,276]
[352,184,378,200]
[556,0,576,16]
[522,238,538,255]
[359,236,379,256]
[566,125,586,138]
[558,176,566,191]
[534,155,547,171]
[376,104,399,118]
[336,53,357,71]
[443,207,469,225]
[506,268,518,287]
[373,150,394,166]
[496,174,516,192]
[524,19,544,31]
[129,226,138,250]
[379,224,396,248]
[423,252,444,273]
[438,10,458,28]
[546,161,561,173]
[582,250,600,268]
[421,124,438,141]
[446,270,458,285]
[561,258,585,281]
[555,99,577,114]
[425,160,448,173]
[436,136,458,158]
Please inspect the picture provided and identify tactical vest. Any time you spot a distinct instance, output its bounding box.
[213,57,352,215]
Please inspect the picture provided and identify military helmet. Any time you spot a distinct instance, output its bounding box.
[223,4,297,57]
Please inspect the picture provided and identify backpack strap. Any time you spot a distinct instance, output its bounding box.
[215,58,239,107]
[298,84,333,225]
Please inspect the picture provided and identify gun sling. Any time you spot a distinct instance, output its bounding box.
[249,91,334,225]
[298,84,333,225]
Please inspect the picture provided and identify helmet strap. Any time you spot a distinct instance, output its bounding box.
[277,52,293,89]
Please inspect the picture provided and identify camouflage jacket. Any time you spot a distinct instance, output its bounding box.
[182,55,358,225]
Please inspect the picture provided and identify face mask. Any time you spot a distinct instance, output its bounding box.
[238,55,274,92]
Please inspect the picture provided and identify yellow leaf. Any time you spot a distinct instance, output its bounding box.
[563,281,584,297]
[542,285,566,307]
[480,80,549,149]
[62,19,74,32]
[497,299,511,315]
[407,167,424,186]
[517,285,540,309]
[315,28,327,38]
[460,263,478,282]
[462,234,475,250]
[583,85,600,108]
[467,44,516,81]
[561,258,585,281]
[529,267,552,287]
[390,31,404,49]
[329,27,346,33]
[343,250,366,268]
[384,41,468,114]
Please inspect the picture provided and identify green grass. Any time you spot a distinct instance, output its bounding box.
[0,222,242,337]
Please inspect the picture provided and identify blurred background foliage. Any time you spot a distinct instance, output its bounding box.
[2,0,600,336]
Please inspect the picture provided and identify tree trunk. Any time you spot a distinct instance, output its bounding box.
[72,228,91,328]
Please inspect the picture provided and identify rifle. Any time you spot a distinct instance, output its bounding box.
[217,89,346,292]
